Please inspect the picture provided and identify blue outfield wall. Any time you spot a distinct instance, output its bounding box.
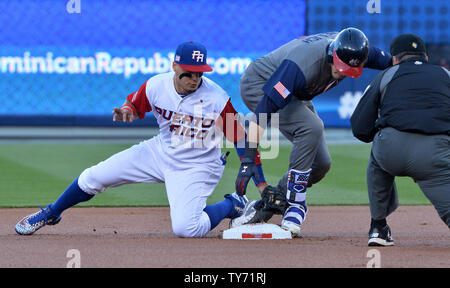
[0,0,448,127]
[0,0,306,127]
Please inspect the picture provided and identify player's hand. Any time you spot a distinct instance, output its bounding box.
[235,147,262,196]
[257,182,269,194]
[112,107,134,123]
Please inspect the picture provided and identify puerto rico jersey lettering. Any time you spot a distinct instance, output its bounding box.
[126,72,237,164]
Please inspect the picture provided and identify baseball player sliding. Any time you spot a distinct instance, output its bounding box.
[15,41,266,238]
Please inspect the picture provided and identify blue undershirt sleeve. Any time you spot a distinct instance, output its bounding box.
[365,46,393,70]
[255,59,306,126]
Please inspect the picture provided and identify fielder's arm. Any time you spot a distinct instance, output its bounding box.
[113,81,152,123]
[215,99,268,193]
[112,101,138,123]
[247,121,266,146]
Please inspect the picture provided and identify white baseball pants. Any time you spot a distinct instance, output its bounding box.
[78,136,225,237]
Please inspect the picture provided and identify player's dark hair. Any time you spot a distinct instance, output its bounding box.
[395,51,427,62]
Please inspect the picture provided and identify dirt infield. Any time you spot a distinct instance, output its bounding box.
[0,206,448,268]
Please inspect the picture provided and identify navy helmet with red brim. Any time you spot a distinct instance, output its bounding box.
[331,28,369,78]
[333,48,364,78]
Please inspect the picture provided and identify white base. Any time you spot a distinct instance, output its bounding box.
[222,223,292,240]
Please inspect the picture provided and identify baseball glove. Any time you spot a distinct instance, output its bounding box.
[231,185,288,226]
[260,184,288,215]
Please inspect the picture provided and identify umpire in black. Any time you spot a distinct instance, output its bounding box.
[350,34,450,246]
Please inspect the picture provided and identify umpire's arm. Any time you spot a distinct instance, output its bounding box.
[350,71,384,143]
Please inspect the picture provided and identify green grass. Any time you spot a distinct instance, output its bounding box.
[0,143,428,208]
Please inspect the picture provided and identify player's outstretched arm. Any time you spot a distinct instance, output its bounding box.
[216,99,268,195]
[114,80,152,123]
[112,101,138,123]
[235,93,282,196]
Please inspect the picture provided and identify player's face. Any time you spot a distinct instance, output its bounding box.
[172,63,203,95]
[330,64,347,80]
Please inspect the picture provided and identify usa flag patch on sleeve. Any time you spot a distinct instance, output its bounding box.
[274,81,291,99]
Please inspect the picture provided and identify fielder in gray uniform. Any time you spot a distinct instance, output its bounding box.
[351,34,450,246]
[234,28,393,236]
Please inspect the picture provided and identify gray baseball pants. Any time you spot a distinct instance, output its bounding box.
[240,65,331,193]
[368,127,450,227]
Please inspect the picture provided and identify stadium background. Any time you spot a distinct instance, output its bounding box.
[1,0,448,128]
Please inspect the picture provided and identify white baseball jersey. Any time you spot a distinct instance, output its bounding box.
[128,72,235,166]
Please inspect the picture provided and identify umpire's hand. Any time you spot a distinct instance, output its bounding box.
[235,147,263,195]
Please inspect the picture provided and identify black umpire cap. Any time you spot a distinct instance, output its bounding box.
[390,33,427,56]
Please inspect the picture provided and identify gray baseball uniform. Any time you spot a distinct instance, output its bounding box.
[240,32,392,192]
[351,57,450,227]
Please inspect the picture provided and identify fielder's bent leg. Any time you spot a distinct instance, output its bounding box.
[78,139,165,195]
[15,177,93,235]
[53,177,93,211]
[15,139,165,236]
[165,165,225,238]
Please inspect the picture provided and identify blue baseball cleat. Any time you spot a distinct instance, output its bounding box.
[15,205,61,235]
[224,192,249,219]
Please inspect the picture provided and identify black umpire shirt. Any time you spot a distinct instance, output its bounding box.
[350,56,450,143]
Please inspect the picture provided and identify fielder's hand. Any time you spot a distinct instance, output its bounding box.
[112,107,135,123]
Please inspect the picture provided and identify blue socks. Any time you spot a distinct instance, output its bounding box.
[203,198,233,230]
[49,177,234,231]
[49,177,94,216]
